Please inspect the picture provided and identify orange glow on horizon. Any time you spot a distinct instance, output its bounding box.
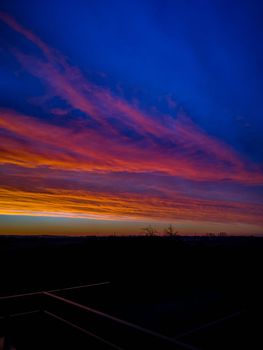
[0,12,262,234]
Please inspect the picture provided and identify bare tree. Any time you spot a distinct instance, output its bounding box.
[163,224,178,237]
[141,225,158,236]
[218,232,228,237]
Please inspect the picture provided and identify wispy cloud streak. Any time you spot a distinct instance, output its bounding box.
[1,185,262,226]
[0,12,262,228]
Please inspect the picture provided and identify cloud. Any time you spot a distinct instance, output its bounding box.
[0,182,262,225]
[1,107,262,184]
[0,12,263,228]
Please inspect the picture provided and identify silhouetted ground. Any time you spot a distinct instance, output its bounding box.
[0,235,263,349]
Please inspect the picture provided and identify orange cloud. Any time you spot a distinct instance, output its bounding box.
[1,108,262,183]
[0,12,263,228]
[0,186,262,226]
[1,12,262,183]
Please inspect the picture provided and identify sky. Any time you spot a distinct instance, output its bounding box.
[0,0,263,235]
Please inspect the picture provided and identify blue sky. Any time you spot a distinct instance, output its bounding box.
[0,0,262,234]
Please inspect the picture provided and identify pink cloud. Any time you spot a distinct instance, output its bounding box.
[0,12,263,226]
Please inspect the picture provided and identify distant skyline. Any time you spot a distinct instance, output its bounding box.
[0,0,263,235]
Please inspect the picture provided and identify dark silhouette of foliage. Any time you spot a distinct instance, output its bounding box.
[163,224,178,237]
[141,225,158,236]
[218,232,228,237]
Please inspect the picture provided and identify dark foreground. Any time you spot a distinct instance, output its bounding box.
[0,235,263,349]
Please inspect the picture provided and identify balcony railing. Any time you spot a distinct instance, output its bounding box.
[0,282,199,350]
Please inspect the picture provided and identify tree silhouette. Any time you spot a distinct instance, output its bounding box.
[141,225,158,236]
[163,224,178,237]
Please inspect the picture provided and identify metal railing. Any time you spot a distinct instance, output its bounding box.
[0,282,199,350]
